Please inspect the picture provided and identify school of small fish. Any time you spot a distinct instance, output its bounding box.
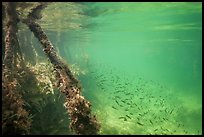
[78,62,201,135]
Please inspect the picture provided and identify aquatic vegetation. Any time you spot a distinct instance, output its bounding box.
[2,3,31,134]
[4,58,71,134]
[20,62,72,135]
[2,2,201,135]
[2,73,31,135]
[2,2,100,135]
[22,3,100,135]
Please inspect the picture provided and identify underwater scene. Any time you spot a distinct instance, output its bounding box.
[2,2,202,135]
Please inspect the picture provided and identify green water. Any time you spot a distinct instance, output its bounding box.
[20,2,202,135]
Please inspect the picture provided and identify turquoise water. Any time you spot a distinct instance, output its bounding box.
[18,2,202,135]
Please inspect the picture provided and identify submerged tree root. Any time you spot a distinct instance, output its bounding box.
[22,4,100,135]
[2,74,31,135]
[2,2,31,135]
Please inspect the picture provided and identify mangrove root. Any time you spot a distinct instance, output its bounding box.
[2,2,31,135]
[23,3,100,135]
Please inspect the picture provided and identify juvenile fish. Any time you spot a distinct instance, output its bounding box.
[133,103,137,106]
[149,120,153,125]
[115,100,120,105]
[119,117,127,121]
[121,100,126,103]
[112,106,117,110]
[127,102,131,105]
[137,122,144,126]
[169,109,174,114]
[165,128,170,132]
[154,129,158,131]
[126,115,131,119]
[165,108,168,113]
[161,127,166,131]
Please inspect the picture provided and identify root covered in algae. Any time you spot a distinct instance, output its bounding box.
[2,2,100,135]
[2,2,31,135]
